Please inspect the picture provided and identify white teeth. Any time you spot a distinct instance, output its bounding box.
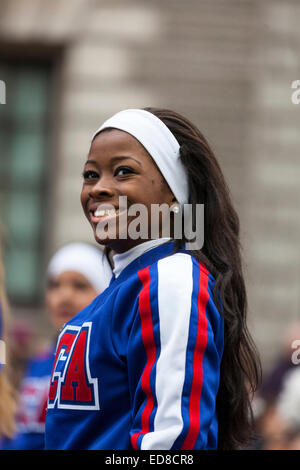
[94,208,118,217]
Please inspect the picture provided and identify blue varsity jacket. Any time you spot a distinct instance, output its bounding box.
[45,241,224,450]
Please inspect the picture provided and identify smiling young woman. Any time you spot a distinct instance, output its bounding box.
[45,107,261,450]
[80,128,176,252]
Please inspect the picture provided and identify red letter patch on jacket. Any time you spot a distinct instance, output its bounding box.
[48,322,99,410]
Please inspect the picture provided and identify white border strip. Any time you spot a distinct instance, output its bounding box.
[0,339,6,365]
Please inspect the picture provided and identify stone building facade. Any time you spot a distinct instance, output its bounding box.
[0,0,299,369]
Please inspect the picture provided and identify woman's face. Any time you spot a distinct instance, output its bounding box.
[80,129,175,253]
[46,271,98,330]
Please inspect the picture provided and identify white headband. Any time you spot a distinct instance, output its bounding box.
[92,109,189,206]
[47,243,112,294]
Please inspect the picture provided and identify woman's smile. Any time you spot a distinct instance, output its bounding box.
[88,204,123,224]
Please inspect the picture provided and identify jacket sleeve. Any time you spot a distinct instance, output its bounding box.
[127,253,224,450]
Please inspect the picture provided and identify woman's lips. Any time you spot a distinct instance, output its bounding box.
[56,310,74,319]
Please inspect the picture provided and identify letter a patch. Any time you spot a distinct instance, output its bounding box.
[48,322,99,410]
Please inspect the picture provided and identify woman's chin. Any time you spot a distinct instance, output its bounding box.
[94,238,112,249]
[93,233,145,254]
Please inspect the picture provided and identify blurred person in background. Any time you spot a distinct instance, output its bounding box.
[257,323,300,405]
[1,242,112,450]
[273,361,300,450]
[6,317,38,392]
[251,399,289,450]
[0,229,17,442]
[252,365,300,450]
[251,322,300,449]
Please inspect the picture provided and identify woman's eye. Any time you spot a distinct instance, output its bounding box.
[82,170,98,180]
[47,279,59,290]
[114,166,134,177]
[73,281,90,290]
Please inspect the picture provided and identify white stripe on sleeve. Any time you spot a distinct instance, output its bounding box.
[141,253,194,450]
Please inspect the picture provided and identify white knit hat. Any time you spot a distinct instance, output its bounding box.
[47,243,112,294]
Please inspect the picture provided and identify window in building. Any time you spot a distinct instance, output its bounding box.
[0,60,54,305]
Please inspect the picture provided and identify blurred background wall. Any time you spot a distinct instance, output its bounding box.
[0,0,299,372]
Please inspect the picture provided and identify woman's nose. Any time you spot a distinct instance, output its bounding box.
[58,283,73,298]
[89,176,115,198]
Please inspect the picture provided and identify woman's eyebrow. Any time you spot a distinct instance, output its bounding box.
[111,156,142,166]
[84,158,97,165]
[84,155,142,167]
